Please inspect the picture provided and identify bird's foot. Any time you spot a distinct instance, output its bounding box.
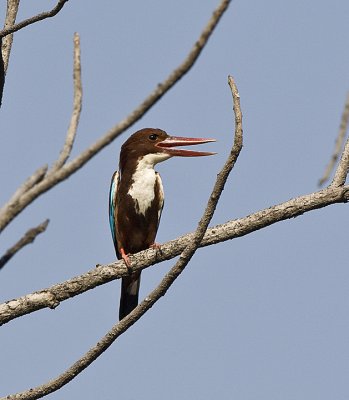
[150,242,163,257]
[120,247,132,269]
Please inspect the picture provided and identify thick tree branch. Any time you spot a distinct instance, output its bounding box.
[319,92,349,186]
[0,0,231,234]
[0,219,49,270]
[0,0,69,39]
[2,73,243,400]
[51,33,82,172]
[1,183,348,328]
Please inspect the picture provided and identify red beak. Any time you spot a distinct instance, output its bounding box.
[156,136,216,157]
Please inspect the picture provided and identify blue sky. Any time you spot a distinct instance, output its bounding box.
[1,1,349,399]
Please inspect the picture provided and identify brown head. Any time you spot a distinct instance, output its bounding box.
[119,128,216,171]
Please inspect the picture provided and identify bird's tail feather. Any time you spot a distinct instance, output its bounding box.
[119,272,141,320]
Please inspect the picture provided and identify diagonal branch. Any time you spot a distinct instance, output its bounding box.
[2,73,243,400]
[0,0,69,39]
[319,92,349,186]
[0,0,232,234]
[51,33,82,172]
[0,219,49,270]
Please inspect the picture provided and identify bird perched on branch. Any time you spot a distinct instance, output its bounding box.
[109,128,215,320]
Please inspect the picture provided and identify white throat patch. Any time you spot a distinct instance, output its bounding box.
[128,153,169,215]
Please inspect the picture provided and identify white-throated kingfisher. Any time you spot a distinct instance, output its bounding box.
[109,128,215,320]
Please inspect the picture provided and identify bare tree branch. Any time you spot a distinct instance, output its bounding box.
[319,92,349,186]
[1,73,243,400]
[51,33,82,172]
[0,0,231,234]
[2,0,20,73]
[1,183,348,328]
[0,0,69,39]
[0,219,49,270]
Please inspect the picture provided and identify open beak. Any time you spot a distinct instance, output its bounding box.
[156,136,216,157]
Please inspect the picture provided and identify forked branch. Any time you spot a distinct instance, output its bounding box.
[0,0,69,105]
[0,0,69,39]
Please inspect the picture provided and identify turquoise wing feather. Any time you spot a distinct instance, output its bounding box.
[109,171,120,257]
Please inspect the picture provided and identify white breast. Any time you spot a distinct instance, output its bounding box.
[128,153,169,215]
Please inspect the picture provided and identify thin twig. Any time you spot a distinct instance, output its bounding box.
[0,0,232,233]
[0,0,69,39]
[319,92,349,186]
[2,0,20,73]
[0,219,49,270]
[51,33,82,172]
[2,73,243,400]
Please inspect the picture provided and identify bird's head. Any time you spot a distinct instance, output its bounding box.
[120,128,216,169]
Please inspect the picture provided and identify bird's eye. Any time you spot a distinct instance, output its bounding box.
[148,134,158,141]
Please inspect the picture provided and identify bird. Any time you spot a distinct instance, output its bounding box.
[109,128,215,320]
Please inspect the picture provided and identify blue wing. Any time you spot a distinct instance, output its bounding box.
[109,171,119,257]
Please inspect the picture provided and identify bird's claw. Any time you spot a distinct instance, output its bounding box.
[120,247,132,270]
